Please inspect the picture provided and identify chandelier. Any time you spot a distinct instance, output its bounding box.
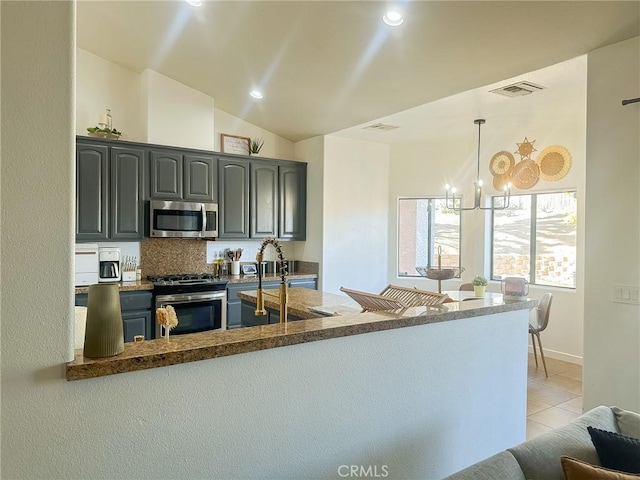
[445,119,511,212]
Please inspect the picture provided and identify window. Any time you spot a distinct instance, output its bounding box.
[491,191,577,288]
[398,198,461,277]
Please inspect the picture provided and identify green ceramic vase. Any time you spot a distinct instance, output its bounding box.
[84,283,124,358]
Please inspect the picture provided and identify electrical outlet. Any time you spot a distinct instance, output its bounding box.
[613,284,640,305]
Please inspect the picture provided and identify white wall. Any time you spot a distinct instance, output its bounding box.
[76,49,294,155]
[76,48,145,142]
[142,69,215,150]
[293,135,325,279]
[215,107,295,160]
[322,136,390,295]
[584,37,640,411]
[387,97,587,362]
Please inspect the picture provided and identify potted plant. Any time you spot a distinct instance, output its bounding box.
[248,137,264,156]
[472,275,488,296]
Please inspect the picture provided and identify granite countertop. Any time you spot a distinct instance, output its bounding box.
[75,280,154,294]
[237,288,361,319]
[73,273,317,294]
[66,288,536,381]
[227,273,317,284]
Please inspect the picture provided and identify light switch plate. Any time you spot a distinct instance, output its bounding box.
[613,284,640,305]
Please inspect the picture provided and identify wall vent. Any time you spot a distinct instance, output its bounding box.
[363,123,399,132]
[490,81,546,97]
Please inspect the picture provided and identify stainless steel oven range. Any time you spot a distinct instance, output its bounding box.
[148,274,228,338]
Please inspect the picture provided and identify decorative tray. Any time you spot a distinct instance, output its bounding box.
[88,132,121,140]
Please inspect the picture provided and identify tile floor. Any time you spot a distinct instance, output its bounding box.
[527,353,583,440]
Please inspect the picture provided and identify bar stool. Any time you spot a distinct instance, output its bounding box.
[530,293,553,377]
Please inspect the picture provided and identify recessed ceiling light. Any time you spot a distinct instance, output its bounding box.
[250,90,264,99]
[383,10,403,26]
[185,0,202,6]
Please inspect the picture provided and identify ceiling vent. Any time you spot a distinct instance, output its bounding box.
[490,81,545,97]
[363,123,399,132]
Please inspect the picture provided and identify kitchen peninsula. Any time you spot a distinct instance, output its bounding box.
[67,290,536,380]
[66,289,535,478]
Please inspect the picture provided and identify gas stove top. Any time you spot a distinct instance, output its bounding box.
[147,273,228,288]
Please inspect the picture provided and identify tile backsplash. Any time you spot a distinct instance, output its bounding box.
[141,238,209,277]
[140,238,318,277]
[206,240,293,264]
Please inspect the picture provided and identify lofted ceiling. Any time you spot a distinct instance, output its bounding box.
[76,1,640,143]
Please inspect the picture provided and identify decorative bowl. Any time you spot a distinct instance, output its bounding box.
[415,266,465,280]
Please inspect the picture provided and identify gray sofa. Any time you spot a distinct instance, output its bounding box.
[445,405,640,480]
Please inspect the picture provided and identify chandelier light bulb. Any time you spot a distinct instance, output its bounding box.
[478,179,484,187]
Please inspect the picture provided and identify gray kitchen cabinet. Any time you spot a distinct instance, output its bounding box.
[240,301,303,326]
[76,143,109,241]
[76,142,144,242]
[149,150,217,203]
[218,158,250,238]
[184,154,216,202]
[110,147,145,239]
[122,310,151,342]
[228,281,279,329]
[250,161,278,238]
[219,156,306,240]
[241,301,268,327]
[75,290,153,342]
[149,150,183,199]
[279,163,307,240]
[288,278,317,290]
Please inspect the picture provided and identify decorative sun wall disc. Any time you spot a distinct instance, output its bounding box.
[511,159,540,189]
[493,173,511,190]
[489,151,515,176]
[535,145,572,181]
[515,137,537,160]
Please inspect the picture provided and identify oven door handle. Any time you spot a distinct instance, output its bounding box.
[156,291,226,306]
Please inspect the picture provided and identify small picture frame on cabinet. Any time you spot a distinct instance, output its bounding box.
[221,133,250,155]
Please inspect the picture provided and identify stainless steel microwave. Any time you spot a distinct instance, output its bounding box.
[150,200,218,238]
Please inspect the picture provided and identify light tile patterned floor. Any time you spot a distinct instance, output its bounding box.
[526,353,583,440]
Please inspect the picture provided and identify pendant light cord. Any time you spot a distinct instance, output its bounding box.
[474,119,485,182]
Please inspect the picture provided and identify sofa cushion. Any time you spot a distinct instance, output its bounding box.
[613,406,640,439]
[561,456,640,480]
[443,451,526,480]
[508,405,617,480]
[588,427,640,473]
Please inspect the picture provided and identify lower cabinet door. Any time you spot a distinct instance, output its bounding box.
[288,279,318,290]
[241,301,268,327]
[227,301,242,329]
[121,310,151,342]
[267,307,302,323]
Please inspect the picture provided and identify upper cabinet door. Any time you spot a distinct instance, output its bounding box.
[279,164,307,240]
[250,162,278,238]
[218,158,250,238]
[110,146,145,240]
[76,143,109,241]
[184,154,216,202]
[149,150,183,199]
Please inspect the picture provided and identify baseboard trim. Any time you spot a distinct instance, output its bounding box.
[528,345,583,365]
